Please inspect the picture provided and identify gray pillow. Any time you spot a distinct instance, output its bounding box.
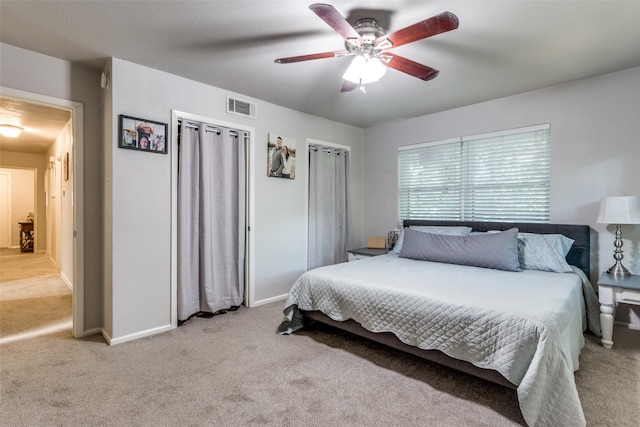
[399,227,521,272]
[392,226,473,254]
[517,233,574,273]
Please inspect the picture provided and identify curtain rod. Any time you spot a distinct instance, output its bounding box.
[177,118,247,138]
[309,145,347,154]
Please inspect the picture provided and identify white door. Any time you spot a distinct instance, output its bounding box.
[0,172,12,248]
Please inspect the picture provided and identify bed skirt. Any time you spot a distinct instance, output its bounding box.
[301,309,517,390]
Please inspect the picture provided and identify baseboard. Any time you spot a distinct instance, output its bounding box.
[4,245,44,253]
[615,320,640,331]
[61,272,73,291]
[49,255,58,268]
[105,323,175,346]
[82,327,102,337]
[253,293,288,307]
[101,328,112,344]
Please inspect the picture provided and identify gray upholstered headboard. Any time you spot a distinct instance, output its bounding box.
[403,220,590,277]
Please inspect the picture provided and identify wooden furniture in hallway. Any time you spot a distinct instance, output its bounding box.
[18,222,34,253]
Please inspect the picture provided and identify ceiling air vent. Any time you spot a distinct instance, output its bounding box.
[226,95,257,119]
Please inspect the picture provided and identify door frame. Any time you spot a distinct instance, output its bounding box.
[170,110,255,328]
[0,168,36,250]
[0,171,13,248]
[1,86,84,337]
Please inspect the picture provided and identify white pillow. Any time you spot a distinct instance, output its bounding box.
[392,226,473,254]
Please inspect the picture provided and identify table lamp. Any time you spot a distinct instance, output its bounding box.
[596,196,640,276]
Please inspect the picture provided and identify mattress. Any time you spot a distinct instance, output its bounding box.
[279,253,600,427]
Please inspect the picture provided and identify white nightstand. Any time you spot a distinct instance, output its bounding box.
[597,273,640,349]
[347,247,388,261]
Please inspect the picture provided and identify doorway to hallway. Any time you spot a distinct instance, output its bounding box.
[0,87,83,338]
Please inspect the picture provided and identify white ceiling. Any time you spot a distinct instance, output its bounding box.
[1,0,640,146]
[0,97,71,154]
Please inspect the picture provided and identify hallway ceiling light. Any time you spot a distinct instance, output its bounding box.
[0,124,23,138]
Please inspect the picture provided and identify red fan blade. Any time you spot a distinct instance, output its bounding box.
[340,80,358,92]
[275,50,348,64]
[376,11,459,49]
[310,3,362,44]
[385,54,439,81]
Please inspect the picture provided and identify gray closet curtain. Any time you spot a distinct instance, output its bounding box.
[177,122,245,322]
[307,146,350,270]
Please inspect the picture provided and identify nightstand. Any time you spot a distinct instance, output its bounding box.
[347,247,388,261]
[597,273,640,349]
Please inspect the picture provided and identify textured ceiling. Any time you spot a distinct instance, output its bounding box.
[0,97,71,154]
[1,1,640,152]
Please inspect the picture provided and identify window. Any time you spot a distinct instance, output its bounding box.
[398,124,550,225]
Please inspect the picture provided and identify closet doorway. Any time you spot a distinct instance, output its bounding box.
[306,138,351,270]
[170,111,255,327]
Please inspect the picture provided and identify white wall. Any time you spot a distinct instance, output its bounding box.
[103,58,363,343]
[46,120,74,284]
[1,43,103,333]
[363,66,640,326]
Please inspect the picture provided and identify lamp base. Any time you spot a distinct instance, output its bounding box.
[607,262,631,276]
[606,224,632,276]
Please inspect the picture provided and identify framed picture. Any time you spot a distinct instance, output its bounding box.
[63,152,69,181]
[267,133,296,179]
[118,114,168,154]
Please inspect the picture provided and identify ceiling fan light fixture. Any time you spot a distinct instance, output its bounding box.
[274,5,458,93]
[0,124,23,138]
[343,55,387,84]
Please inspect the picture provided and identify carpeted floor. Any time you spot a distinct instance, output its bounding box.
[0,248,68,343]
[0,248,60,282]
[1,250,639,426]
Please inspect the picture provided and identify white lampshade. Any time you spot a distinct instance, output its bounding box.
[596,196,640,224]
[343,56,387,84]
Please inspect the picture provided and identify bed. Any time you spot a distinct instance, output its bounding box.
[278,220,601,427]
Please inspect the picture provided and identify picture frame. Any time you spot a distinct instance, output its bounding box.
[118,114,168,154]
[63,152,69,181]
[266,133,296,179]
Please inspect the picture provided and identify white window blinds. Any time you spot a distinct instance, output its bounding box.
[398,124,550,224]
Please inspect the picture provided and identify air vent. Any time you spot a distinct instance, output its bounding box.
[226,95,257,119]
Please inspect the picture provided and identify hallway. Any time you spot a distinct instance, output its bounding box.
[0,248,70,344]
[0,248,60,281]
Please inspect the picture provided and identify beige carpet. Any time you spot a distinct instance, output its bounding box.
[1,251,639,426]
[0,248,69,343]
[0,248,60,282]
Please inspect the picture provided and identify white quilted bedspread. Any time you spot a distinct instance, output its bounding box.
[279,254,600,427]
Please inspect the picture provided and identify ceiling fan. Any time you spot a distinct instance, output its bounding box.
[274,3,459,93]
